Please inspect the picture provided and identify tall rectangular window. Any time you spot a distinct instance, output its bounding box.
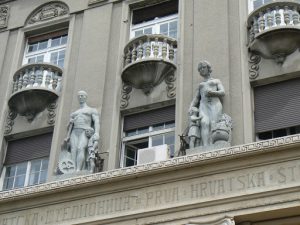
[130,0,178,39]
[254,78,300,140]
[23,30,68,68]
[2,133,52,190]
[121,106,175,167]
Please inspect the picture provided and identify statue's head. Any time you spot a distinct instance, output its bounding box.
[198,61,212,76]
[78,90,88,104]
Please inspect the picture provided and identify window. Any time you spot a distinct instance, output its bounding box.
[130,0,178,39]
[254,78,300,141]
[23,30,68,68]
[249,0,300,12]
[121,106,175,167]
[3,158,49,190]
[1,133,53,190]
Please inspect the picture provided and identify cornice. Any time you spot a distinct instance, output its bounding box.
[0,134,300,202]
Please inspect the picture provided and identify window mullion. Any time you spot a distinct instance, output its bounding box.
[24,161,31,187]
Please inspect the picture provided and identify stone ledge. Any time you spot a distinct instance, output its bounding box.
[1,134,300,202]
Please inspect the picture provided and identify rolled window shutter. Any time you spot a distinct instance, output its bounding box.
[4,133,53,165]
[123,105,175,131]
[28,29,68,44]
[254,78,300,133]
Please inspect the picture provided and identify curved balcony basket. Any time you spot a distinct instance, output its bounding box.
[121,34,177,94]
[8,63,63,121]
[247,1,300,63]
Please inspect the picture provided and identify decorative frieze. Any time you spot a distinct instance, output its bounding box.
[120,82,132,109]
[4,110,17,135]
[248,52,261,80]
[27,2,69,25]
[0,5,9,29]
[165,72,176,98]
[0,134,300,201]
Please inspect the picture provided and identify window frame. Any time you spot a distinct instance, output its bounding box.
[1,157,49,191]
[130,14,178,39]
[121,122,175,168]
[22,34,68,68]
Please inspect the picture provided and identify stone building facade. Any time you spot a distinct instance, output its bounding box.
[0,0,299,224]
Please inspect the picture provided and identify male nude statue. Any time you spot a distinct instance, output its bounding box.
[65,90,100,172]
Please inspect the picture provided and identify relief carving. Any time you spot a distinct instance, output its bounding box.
[165,72,176,98]
[4,110,17,135]
[27,2,69,25]
[248,52,261,80]
[47,101,57,125]
[120,82,132,109]
[0,5,9,29]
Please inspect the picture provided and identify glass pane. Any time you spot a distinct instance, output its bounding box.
[165,132,175,145]
[125,147,136,159]
[5,165,16,177]
[38,41,48,50]
[57,59,64,68]
[50,52,58,64]
[126,129,137,137]
[41,159,49,171]
[51,37,60,47]
[28,57,36,64]
[61,35,68,45]
[16,163,27,175]
[3,177,14,190]
[152,134,164,146]
[153,123,165,131]
[36,55,44,63]
[28,43,38,53]
[29,172,40,185]
[258,131,272,140]
[144,28,152,35]
[160,23,168,35]
[165,121,175,129]
[59,50,65,60]
[253,0,263,9]
[39,170,47,184]
[273,129,287,138]
[31,160,41,173]
[137,126,149,135]
[134,30,143,37]
[14,175,26,188]
[125,157,135,167]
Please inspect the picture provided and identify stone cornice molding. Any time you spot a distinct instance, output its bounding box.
[1,134,300,201]
[187,216,235,225]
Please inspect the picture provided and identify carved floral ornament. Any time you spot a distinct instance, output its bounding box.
[26,2,69,25]
[0,5,9,29]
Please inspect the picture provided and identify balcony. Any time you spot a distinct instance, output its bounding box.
[121,34,177,94]
[8,63,62,121]
[247,1,300,63]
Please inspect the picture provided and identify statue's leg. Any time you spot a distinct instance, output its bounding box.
[201,116,210,146]
[76,132,88,171]
[189,136,196,149]
[69,131,78,168]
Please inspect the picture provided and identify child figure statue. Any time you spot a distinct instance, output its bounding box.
[188,106,202,148]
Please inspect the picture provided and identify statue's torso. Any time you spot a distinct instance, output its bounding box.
[71,107,95,129]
